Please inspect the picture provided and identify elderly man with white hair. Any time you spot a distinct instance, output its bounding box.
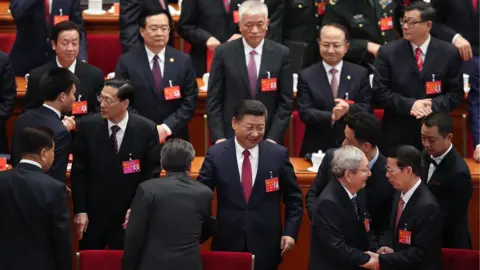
[206,0,293,145]
[309,145,379,270]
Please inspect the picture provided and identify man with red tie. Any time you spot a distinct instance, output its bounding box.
[372,1,463,153]
[198,100,303,270]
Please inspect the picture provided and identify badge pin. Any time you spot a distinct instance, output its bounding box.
[169,58,174,63]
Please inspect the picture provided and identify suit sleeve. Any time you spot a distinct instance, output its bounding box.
[205,49,226,142]
[119,0,141,52]
[305,151,333,220]
[266,48,293,143]
[351,69,373,113]
[177,0,213,46]
[141,124,162,180]
[265,0,285,43]
[314,199,371,266]
[379,204,444,269]
[162,56,198,135]
[200,189,216,243]
[430,0,457,43]
[23,72,43,112]
[0,56,16,121]
[49,130,71,184]
[430,49,463,113]
[197,149,216,191]
[71,124,89,214]
[70,0,88,62]
[115,55,129,79]
[50,184,73,270]
[372,46,416,114]
[9,0,40,23]
[296,72,334,125]
[122,186,153,270]
[280,149,303,239]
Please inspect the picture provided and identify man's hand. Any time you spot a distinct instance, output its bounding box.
[156,125,168,144]
[280,236,295,255]
[206,37,221,52]
[454,35,473,61]
[215,138,226,144]
[376,246,394,254]
[361,251,380,270]
[410,99,432,119]
[367,42,381,57]
[474,146,480,163]
[333,98,350,118]
[74,213,89,240]
[228,34,242,42]
[123,209,131,230]
[62,116,76,131]
[266,139,277,144]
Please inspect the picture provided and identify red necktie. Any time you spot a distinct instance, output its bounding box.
[241,150,252,203]
[473,0,478,12]
[395,198,405,228]
[223,0,230,11]
[44,0,50,24]
[404,0,410,6]
[415,47,423,71]
[159,0,166,10]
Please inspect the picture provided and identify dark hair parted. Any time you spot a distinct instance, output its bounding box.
[405,1,436,21]
[161,138,195,172]
[103,79,135,103]
[233,100,268,121]
[19,127,54,156]
[388,145,423,176]
[139,9,172,29]
[422,112,453,137]
[320,23,351,42]
[51,20,81,42]
[344,112,381,147]
[40,67,80,101]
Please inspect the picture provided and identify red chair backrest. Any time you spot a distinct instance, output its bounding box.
[77,250,123,270]
[201,251,254,270]
[441,248,480,270]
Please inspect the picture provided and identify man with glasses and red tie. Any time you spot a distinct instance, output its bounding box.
[372,1,463,153]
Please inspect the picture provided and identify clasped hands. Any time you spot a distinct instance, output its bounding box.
[410,99,432,119]
[331,99,350,121]
[360,246,394,270]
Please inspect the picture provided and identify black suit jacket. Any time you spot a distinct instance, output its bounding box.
[431,0,479,56]
[8,0,87,76]
[305,148,394,239]
[115,45,198,140]
[0,162,71,270]
[296,61,372,156]
[0,52,17,154]
[23,59,104,114]
[11,106,71,183]
[309,179,371,270]
[122,172,215,270]
[71,113,161,219]
[197,138,303,269]
[206,39,293,143]
[380,184,443,270]
[177,0,243,76]
[421,147,473,249]
[372,37,464,152]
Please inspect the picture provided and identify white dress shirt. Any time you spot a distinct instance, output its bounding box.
[243,38,264,78]
[108,111,129,150]
[411,34,431,63]
[42,104,61,119]
[427,143,452,182]
[235,137,259,186]
[341,184,357,199]
[56,57,76,74]
[322,60,343,87]
[19,159,43,169]
[400,178,422,209]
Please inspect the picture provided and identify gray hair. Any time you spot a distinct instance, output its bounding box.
[239,0,268,22]
[331,146,365,178]
[160,138,195,172]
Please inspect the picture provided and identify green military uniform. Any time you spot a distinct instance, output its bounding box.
[322,0,404,69]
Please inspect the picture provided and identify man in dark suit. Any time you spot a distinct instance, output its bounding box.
[297,24,371,156]
[123,139,215,270]
[420,112,472,248]
[370,145,443,270]
[306,112,395,244]
[11,68,78,183]
[120,0,173,52]
[71,79,161,250]
[198,100,303,270]
[0,126,71,270]
[9,0,87,76]
[178,0,244,76]
[23,21,104,115]
[0,51,17,154]
[116,10,198,142]
[372,1,464,153]
[207,0,293,145]
[309,145,377,270]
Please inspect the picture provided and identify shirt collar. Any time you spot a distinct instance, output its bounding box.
[322,60,343,74]
[411,34,431,55]
[341,183,357,199]
[234,137,259,160]
[19,159,43,170]
[56,57,76,74]
[145,46,166,65]
[401,178,422,205]
[431,143,452,164]
[108,111,129,132]
[243,38,264,56]
[368,147,380,170]
[42,104,61,119]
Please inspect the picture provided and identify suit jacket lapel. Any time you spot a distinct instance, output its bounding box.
[337,64,351,100]
[118,116,135,156]
[138,46,160,100]
[225,139,247,206]
[162,46,175,90]
[74,60,89,100]
[256,40,274,95]
[333,180,360,222]
[403,40,420,76]
[420,38,439,79]
[249,141,267,205]
[427,148,454,187]
[397,185,421,232]
[235,40,252,96]
[317,64,336,108]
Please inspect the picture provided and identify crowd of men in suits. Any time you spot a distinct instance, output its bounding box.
[0,0,478,269]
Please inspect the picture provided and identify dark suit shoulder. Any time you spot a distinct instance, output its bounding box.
[417,183,442,209]
[430,36,457,54]
[166,45,191,60]
[299,62,324,78]
[343,61,369,75]
[29,60,56,78]
[129,112,157,130]
[78,61,104,77]
[0,50,8,62]
[265,38,290,55]
[263,140,288,155]
[447,148,472,179]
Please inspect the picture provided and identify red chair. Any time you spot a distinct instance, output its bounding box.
[201,251,255,270]
[86,34,123,76]
[441,248,480,270]
[0,33,16,53]
[291,110,305,157]
[76,250,123,270]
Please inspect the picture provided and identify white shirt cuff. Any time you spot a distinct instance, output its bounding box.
[452,34,461,44]
[476,144,480,149]
[161,124,172,136]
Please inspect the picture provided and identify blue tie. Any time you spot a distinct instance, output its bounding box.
[351,196,359,219]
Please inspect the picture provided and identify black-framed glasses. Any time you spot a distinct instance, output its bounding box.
[400,18,427,28]
[97,95,118,105]
[385,166,404,173]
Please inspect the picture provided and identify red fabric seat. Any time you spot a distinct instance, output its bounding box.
[291,110,305,157]
[77,250,123,270]
[201,251,254,270]
[86,34,122,76]
[441,248,480,270]
[0,33,15,53]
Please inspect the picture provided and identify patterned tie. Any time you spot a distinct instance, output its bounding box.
[152,55,163,92]
[415,47,423,71]
[351,196,359,219]
[44,0,50,24]
[241,150,253,203]
[110,125,121,154]
[330,68,339,98]
[223,0,230,11]
[247,50,257,97]
[395,197,405,228]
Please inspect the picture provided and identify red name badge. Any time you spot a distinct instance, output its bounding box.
[345,99,355,105]
[233,11,239,23]
[317,2,327,15]
[399,230,412,245]
[122,159,141,174]
[380,16,394,31]
[265,177,280,193]
[261,78,278,92]
[164,86,182,100]
[364,219,370,233]
[72,101,88,115]
[54,15,69,25]
[0,157,7,171]
[426,81,442,95]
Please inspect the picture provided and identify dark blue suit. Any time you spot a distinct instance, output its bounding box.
[11,106,71,183]
[197,138,303,270]
[9,0,87,76]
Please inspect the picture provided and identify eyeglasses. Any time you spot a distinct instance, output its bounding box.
[385,166,404,173]
[356,168,371,174]
[97,95,118,105]
[400,18,427,28]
